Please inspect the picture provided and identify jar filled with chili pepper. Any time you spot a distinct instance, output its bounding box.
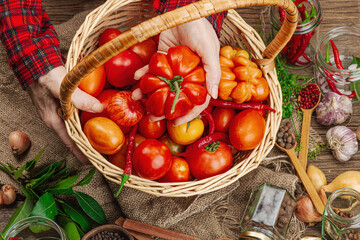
[239,183,296,240]
[270,0,322,69]
[322,188,360,240]
[314,27,360,100]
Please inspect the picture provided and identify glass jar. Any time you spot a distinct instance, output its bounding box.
[270,0,323,69]
[322,188,360,240]
[239,183,296,240]
[314,27,360,100]
[4,216,67,240]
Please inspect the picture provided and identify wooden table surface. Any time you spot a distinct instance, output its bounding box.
[1,0,360,239]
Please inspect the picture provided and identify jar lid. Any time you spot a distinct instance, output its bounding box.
[301,236,322,240]
[238,231,272,240]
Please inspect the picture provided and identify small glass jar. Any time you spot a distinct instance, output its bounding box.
[270,0,323,69]
[239,183,296,240]
[4,216,67,240]
[322,188,360,240]
[314,27,360,100]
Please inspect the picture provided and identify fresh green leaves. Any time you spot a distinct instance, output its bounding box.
[351,56,360,68]
[0,147,104,236]
[1,198,34,235]
[75,191,107,224]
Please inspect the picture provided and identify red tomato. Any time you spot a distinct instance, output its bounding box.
[212,107,236,133]
[78,65,106,97]
[108,133,146,169]
[98,28,121,46]
[133,139,172,180]
[107,91,145,127]
[105,50,144,87]
[84,117,125,155]
[229,109,265,150]
[158,156,190,182]
[158,134,185,156]
[80,89,118,127]
[137,114,166,139]
[130,38,157,65]
[152,34,160,46]
[186,141,233,180]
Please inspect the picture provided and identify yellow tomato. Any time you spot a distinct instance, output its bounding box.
[167,119,204,145]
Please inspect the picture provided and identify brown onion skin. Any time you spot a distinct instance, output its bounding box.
[0,191,3,205]
[295,196,322,223]
[2,185,16,205]
[9,131,31,155]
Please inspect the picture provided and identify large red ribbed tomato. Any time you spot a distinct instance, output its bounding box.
[229,109,265,150]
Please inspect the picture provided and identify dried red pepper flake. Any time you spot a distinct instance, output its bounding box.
[299,84,320,109]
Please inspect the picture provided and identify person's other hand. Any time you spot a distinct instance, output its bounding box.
[27,66,103,164]
[133,18,221,125]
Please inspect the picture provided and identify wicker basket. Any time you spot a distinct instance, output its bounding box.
[60,0,298,197]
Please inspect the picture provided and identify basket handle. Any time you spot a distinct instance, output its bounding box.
[60,0,298,120]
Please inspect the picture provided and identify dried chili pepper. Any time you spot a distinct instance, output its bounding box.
[115,124,137,197]
[329,39,344,69]
[290,31,315,64]
[178,132,229,157]
[201,109,215,135]
[210,99,276,113]
[279,8,286,22]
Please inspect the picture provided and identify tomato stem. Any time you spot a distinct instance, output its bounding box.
[158,75,184,114]
[171,80,181,114]
[205,141,220,153]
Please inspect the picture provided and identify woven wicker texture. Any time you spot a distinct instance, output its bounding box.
[62,0,298,197]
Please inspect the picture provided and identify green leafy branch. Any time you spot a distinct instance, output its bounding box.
[0,147,105,239]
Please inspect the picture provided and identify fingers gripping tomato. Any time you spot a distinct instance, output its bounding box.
[140,46,207,120]
[218,46,269,103]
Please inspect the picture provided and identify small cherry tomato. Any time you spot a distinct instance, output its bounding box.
[229,109,265,150]
[137,114,166,139]
[78,65,106,97]
[158,134,185,156]
[108,133,146,169]
[84,117,125,155]
[212,107,236,133]
[186,141,233,180]
[167,118,204,145]
[98,28,121,46]
[133,139,172,180]
[158,156,190,182]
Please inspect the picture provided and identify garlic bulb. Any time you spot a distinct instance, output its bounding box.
[316,92,352,126]
[326,126,358,162]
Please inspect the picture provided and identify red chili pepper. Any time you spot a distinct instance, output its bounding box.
[290,31,315,64]
[201,109,215,135]
[288,35,303,61]
[279,8,286,22]
[210,99,276,113]
[323,71,356,98]
[178,132,229,157]
[114,124,137,197]
[294,0,307,20]
[329,40,344,69]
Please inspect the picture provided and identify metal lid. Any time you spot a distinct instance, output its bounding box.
[300,236,322,240]
[238,231,272,240]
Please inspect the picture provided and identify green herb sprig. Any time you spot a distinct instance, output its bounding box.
[0,147,106,239]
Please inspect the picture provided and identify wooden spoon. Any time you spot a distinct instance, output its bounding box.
[298,84,321,170]
[275,135,325,214]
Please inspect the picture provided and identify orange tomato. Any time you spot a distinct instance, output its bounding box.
[84,117,125,155]
[167,118,204,145]
[78,65,106,97]
[229,109,265,150]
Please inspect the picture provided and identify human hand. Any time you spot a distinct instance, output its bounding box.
[133,18,221,125]
[27,66,103,164]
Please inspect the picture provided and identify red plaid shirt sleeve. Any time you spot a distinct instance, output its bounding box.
[0,0,63,90]
[153,0,227,37]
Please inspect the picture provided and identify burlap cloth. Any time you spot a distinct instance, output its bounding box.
[0,11,323,239]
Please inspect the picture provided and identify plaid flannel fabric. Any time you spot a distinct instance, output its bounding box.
[0,0,63,89]
[153,0,227,37]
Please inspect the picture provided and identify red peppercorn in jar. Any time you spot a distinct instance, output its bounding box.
[299,84,321,109]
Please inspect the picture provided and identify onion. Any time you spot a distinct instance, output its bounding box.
[295,196,323,223]
[320,171,360,200]
[9,130,31,155]
[2,185,16,205]
[307,165,327,193]
[0,191,3,205]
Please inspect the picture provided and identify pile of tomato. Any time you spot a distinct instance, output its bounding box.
[79,28,271,183]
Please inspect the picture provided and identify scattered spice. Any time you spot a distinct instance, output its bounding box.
[298,84,320,109]
[88,230,128,240]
